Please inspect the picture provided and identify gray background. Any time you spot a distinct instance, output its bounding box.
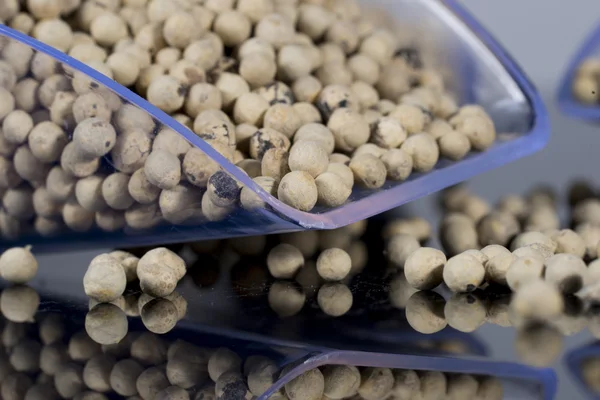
[32,1,600,398]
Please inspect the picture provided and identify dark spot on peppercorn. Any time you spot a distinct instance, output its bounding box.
[105,141,111,147]
[466,284,476,292]
[220,380,248,400]
[394,47,423,69]
[316,100,332,121]
[560,275,583,294]
[177,85,187,97]
[466,295,476,304]
[209,171,240,201]
[90,82,99,89]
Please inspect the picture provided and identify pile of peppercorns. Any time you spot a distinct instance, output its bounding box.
[380,182,600,365]
[0,0,499,241]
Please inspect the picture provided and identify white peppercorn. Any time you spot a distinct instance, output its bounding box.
[515,323,563,367]
[266,243,303,279]
[406,291,447,334]
[277,170,318,211]
[100,173,135,210]
[370,117,406,149]
[287,141,329,178]
[254,13,294,49]
[136,366,170,400]
[27,121,68,163]
[231,94,267,127]
[184,83,223,118]
[240,175,277,210]
[237,159,261,178]
[137,262,178,298]
[156,47,181,69]
[390,369,420,400]
[316,248,351,281]
[3,185,34,220]
[71,118,116,160]
[321,365,360,400]
[85,303,128,345]
[358,368,393,400]
[147,75,186,113]
[33,18,73,52]
[38,75,71,109]
[349,154,386,189]
[75,175,107,212]
[55,363,85,399]
[0,87,15,121]
[141,298,178,334]
[294,102,322,125]
[0,210,23,239]
[255,81,295,106]
[386,233,421,268]
[73,392,108,400]
[236,0,274,23]
[2,321,26,348]
[2,40,34,78]
[213,10,252,47]
[453,114,496,151]
[156,386,189,400]
[207,347,241,383]
[247,358,277,397]
[0,61,16,95]
[0,131,17,159]
[3,110,33,144]
[0,246,37,285]
[268,281,306,318]
[214,72,250,112]
[404,247,447,290]
[40,343,69,376]
[549,229,586,258]
[39,314,65,346]
[444,293,486,332]
[13,146,50,185]
[418,371,448,400]
[379,148,413,181]
[144,149,181,190]
[315,172,352,207]
[90,12,128,47]
[34,218,60,238]
[506,256,545,291]
[83,354,116,393]
[46,166,75,201]
[317,283,352,317]
[327,108,369,152]
[261,147,290,183]
[2,373,33,400]
[166,345,209,389]
[476,376,503,400]
[284,368,324,400]
[512,280,564,320]
[293,124,334,156]
[83,255,127,302]
[110,359,144,397]
[545,253,587,294]
[130,332,167,366]
[0,285,39,323]
[484,252,516,286]
[443,252,485,293]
